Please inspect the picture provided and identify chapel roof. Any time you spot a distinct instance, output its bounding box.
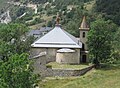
[31,18,82,48]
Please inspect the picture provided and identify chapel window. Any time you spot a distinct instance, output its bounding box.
[83,32,85,38]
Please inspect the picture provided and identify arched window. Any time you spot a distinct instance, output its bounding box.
[83,32,85,38]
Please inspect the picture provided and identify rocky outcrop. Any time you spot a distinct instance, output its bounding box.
[0,10,12,24]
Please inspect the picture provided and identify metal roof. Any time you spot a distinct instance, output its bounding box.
[28,30,41,36]
[39,27,52,32]
[27,27,52,36]
[31,25,82,48]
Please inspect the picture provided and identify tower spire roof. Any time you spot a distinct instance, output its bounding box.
[79,16,89,30]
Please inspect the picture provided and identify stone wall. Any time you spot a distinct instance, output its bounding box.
[31,48,81,64]
[31,48,46,57]
[31,48,57,63]
[32,54,94,77]
[46,48,57,63]
[47,65,94,77]
[56,49,80,64]
[32,55,47,75]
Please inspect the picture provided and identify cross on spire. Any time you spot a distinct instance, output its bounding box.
[56,13,60,25]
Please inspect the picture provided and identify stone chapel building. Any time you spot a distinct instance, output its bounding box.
[31,16,89,64]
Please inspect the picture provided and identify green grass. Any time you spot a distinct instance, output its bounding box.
[46,62,90,70]
[39,64,120,88]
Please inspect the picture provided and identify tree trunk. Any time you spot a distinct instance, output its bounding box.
[93,55,100,68]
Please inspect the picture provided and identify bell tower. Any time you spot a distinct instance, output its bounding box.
[79,16,89,63]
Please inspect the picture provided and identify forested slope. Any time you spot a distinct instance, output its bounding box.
[95,0,120,25]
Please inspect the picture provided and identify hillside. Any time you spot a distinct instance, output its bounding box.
[0,0,10,11]
[0,0,95,37]
[7,0,94,36]
[1,0,120,26]
[1,0,119,37]
[95,0,120,25]
[39,64,120,88]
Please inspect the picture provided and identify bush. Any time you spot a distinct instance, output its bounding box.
[24,16,33,21]
[46,65,52,68]
[16,7,26,17]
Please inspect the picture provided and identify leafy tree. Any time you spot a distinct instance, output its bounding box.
[114,27,120,52]
[0,53,38,88]
[16,7,27,17]
[38,5,43,12]
[0,40,11,61]
[47,21,53,27]
[65,21,79,37]
[0,23,28,42]
[111,27,120,63]
[87,19,117,66]
[0,23,35,60]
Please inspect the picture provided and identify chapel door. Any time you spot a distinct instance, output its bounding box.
[82,55,86,63]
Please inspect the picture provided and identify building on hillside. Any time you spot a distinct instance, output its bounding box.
[27,27,52,38]
[40,27,52,35]
[31,16,89,64]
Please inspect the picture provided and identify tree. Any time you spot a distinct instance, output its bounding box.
[111,27,120,62]
[0,22,37,88]
[0,40,11,61]
[16,7,26,17]
[0,53,37,88]
[47,21,53,27]
[0,23,35,60]
[95,0,120,25]
[65,21,79,37]
[0,23,28,42]
[114,27,120,52]
[87,19,117,66]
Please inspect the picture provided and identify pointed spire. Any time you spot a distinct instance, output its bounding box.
[79,16,89,30]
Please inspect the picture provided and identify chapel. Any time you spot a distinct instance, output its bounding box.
[31,15,89,64]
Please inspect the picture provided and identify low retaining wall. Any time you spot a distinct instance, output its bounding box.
[31,54,94,77]
[46,65,94,77]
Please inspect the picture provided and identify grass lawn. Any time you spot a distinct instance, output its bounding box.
[39,64,120,88]
[46,62,91,70]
